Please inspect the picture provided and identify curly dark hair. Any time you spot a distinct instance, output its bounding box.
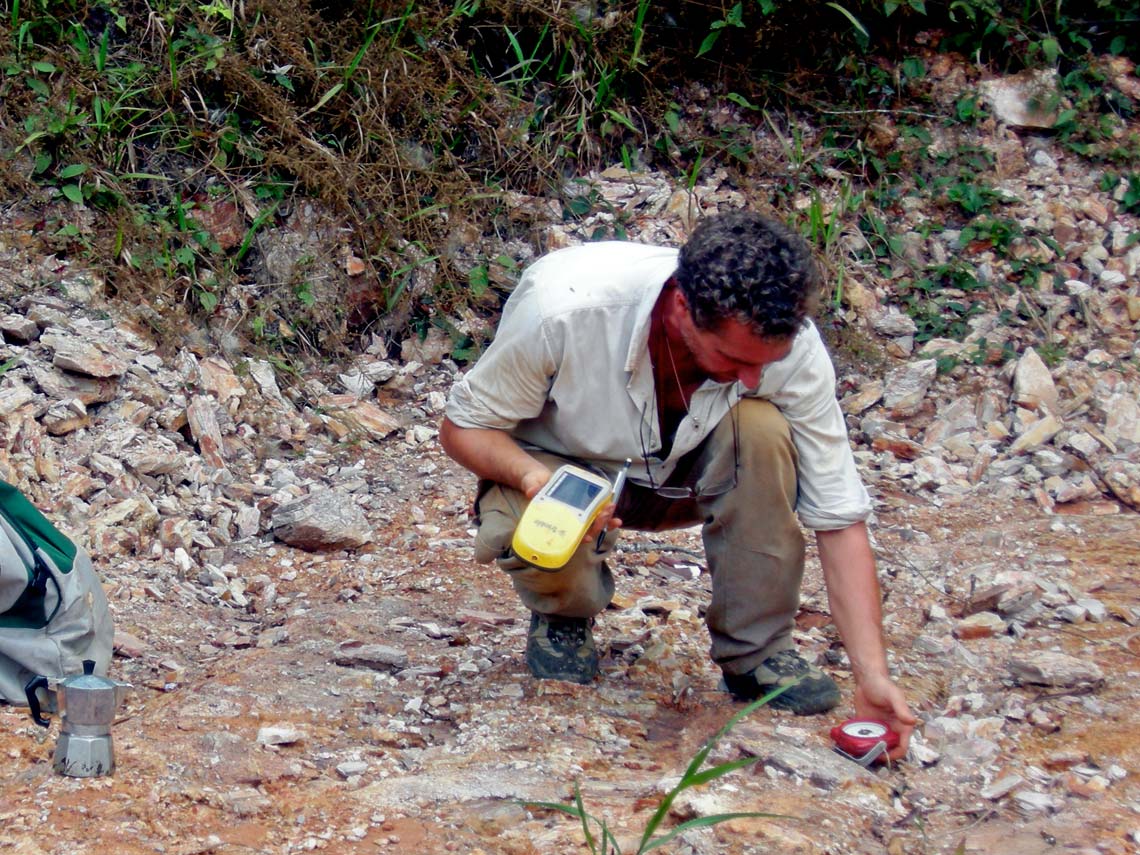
[673,212,821,338]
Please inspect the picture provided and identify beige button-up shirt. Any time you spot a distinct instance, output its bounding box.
[446,241,872,530]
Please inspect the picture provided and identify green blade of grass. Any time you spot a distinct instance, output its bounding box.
[674,755,760,789]
[640,812,790,853]
[573,784,599,854]
[605,109,638,133]
[635,687,793,852]
[629,0,651,67]
[300,82,344,118]
[232,203,280,264]
[523,795,617,855]
[826,2,869,38]
[345,22,381,82]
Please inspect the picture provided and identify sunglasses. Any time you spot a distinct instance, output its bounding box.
[637,402,739,499]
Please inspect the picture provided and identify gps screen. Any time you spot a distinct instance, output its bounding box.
[548,472,603,510]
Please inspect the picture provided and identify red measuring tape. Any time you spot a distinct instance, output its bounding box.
[830,718,900,767]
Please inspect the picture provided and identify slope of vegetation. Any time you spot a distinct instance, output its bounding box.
[1,0,1137,359]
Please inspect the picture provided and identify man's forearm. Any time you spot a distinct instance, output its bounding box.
[816,521,891,683]
[818,520,916,757]
[439,417,550,496]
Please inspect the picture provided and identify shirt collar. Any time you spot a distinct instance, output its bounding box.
[624,273,672,375]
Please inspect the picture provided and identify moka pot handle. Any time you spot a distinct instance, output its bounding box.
[24,674,51,727]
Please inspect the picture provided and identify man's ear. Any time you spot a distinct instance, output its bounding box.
[668,283,691,321]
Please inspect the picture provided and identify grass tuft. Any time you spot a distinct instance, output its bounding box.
[523,686,794,854]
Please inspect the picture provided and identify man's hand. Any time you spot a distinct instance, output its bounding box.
[586,502,622,544]
[440,419,623,548]
[441,418,551,496]
[519,467,552,499]
[518,462,623,546]
[852,674,917,761]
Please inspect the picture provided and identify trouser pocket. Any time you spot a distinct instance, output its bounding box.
[472,480,524,564]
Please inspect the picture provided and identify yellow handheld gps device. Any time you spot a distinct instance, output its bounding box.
[511,464,619,569]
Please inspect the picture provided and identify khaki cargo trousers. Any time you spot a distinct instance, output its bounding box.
[472,399,803,677]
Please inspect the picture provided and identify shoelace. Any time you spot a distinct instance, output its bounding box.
[548,623,586,645]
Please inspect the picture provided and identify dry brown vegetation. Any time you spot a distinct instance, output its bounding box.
[1,0,1137,358]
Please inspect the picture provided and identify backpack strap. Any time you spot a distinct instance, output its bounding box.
[25,550,64,625]
[0,480,77,575]
[0,484,68,628]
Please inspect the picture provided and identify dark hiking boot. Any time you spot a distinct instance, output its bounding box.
[722,649,840,715]
[525,612,598,684]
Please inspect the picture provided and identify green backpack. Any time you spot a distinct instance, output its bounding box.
[0,479,114,706]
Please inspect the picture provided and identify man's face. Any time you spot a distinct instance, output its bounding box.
[678,314,794,389]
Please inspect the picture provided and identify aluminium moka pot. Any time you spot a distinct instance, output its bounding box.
[25,659,131,777]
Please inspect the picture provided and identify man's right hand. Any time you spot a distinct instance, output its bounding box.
[520,467,552,499]
[440,419,620,546]
[440,418,551,496]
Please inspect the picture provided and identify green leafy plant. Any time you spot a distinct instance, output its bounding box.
[953,94,987,124]
[1121,174,1140,214]
[795,181,867,310]
[893,259,987,343]
[559,180,633,241]
[524,689,791,854]
[4,0,1137,361]
[944,179,1001,216]
[959,215,1022,253]
[697,2,746,57]
[937,0,1138,70]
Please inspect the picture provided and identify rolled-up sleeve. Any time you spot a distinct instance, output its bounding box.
[446,289,558,431]
[764,325,872,531]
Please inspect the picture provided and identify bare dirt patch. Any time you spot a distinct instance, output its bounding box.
[2,438,1138,854]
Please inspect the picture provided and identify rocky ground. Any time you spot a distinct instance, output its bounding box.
[1,60,1140,855]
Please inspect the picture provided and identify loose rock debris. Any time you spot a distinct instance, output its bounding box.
[1,74,1139,855]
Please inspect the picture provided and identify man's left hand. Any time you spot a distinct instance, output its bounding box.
[585,503,621,544]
